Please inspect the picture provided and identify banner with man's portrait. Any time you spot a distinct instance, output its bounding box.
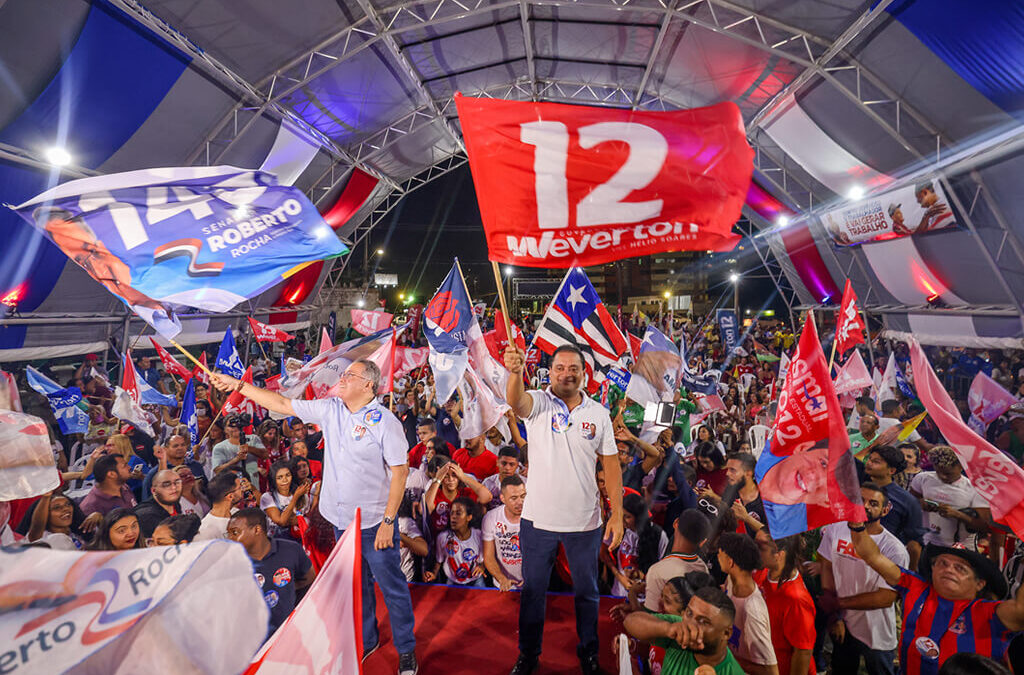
[820,178,957,246]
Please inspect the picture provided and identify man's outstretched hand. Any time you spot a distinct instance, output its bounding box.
[210,373,240,393]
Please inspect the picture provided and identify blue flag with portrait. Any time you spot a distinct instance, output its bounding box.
[11,166,348,338]
[424,262,475,403]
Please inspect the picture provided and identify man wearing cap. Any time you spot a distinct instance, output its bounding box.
[914,181,954,233]
[888,203,913,236]
[847,519,1024,674]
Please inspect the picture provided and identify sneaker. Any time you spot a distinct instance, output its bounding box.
[509,653,539,675]
[361,640,379,663]
[398,651,418,675]
[580,652,601,675]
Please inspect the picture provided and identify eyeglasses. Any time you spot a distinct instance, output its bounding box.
[340,371,371,381]
[698,498,718,515]
[157,479,183,488]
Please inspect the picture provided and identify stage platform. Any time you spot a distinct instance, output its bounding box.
[362,583,623,674]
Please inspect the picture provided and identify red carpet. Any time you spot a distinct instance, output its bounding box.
[363,583,623,674]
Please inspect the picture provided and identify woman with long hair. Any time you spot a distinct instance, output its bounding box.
[260,460,311,539]
[606,493,668,597]
[87,508,144,551]
[694,441,729,497]
[27,492,85,550]
[424,496,485,587]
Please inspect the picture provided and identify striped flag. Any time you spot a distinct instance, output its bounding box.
[532,267,628,394]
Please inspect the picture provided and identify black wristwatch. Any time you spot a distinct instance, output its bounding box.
[848,523,867,532]
[382,515,395,525]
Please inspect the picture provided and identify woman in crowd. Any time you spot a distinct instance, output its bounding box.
[606,493,669,597]
[895,441,923,489]
[693,441,729,496]
[425,497,485,587]
[27,492,84,550]
[424,457,489,537]
[261,460,311,539]
[106,433,147,496]
[87,508,144,551]
[150,513,202,545]
[175,465,210,518]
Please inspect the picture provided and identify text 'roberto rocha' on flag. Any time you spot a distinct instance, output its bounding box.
[454,95,753,267]
[0,540,268,675]
[11,166,347,338]
[755,314,865,538]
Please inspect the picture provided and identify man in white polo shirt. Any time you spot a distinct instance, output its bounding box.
[211,359,418,675]
[504,344,624,675]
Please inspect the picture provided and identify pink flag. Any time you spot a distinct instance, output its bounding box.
[909,339,1024,540]
[968,372,1019,426]
[248,317,293,343]
[150,338,192,379]
[351,308,394,336]
[247,510,362,675]
[366,330,429,393]
[319,326,333,356]
[693,392,726,414]
[833,350,873,395]
[0,368,22,412]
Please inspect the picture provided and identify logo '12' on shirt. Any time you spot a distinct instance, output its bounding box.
[579,421,596,439]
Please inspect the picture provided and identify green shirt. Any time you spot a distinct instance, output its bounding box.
[673,398,697,440]
[650,614,746,675]
[847,431,877,459]
[622,403,645,429]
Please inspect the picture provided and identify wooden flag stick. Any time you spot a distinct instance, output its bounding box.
[490,261,514,344]
[169,339,214,376]
[828,331,839,371]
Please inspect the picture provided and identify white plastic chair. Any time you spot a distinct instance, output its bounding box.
[740,372,757,393]
[690,425,701,443]
[747,424,771,459]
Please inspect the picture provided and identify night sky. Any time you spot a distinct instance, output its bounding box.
[364,164,787,318]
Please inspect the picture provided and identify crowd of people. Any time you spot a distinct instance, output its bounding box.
[2,311,1024,675]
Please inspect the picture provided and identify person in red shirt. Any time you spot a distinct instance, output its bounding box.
[754,528,816,675]
[424,457,491,536]
[452,433,498,480]
[289,441,322,480]
[408,418,455,468]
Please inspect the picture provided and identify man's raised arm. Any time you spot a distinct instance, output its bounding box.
[847,522,902,587]
[503,346,533,418]
[210,373,295,417]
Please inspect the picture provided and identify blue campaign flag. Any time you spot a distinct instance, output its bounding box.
[11,166,348,338]
[606,367,631,391]
[424,262,475,403]
[216,328,245,378]
[129,357,178,407]
[179,378,199,444]
[895,363,915,398]
[679,332,717,395]
[717,309,739,355]
[47,387,90,434]
[26,366,91,412]
[625,326,681,405]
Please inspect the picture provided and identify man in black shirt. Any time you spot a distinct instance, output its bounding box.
[229,507,315,636]
[863,445,925,569]
[134,468,182,538]
[717,453,766,536]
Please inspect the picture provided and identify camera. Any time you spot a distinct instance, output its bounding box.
[226,414,252,428]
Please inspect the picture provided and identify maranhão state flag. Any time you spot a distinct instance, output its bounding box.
[755,314,865,538]
[909,339,1024,540]
[834,279,866,356]
[248,317,293,343]
[454,95,752,267]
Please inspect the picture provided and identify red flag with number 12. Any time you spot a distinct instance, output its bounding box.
[455,95,752,267]
[834,279,866,356]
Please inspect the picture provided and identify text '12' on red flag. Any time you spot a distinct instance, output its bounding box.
[454,95,753,267]
[834,279,866,356]
[754,314,865,538]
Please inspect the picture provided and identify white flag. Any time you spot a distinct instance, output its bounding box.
[0,410,59,500]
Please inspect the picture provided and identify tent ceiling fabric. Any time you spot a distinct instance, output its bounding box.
[1,0,1023,353]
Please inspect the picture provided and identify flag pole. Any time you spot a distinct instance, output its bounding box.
[861,308,876,374]
[169,339,214,376]
[828,332,839,371]
[489,261,514,344]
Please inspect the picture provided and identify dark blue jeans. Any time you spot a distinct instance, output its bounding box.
[336,522,416,654]
[830,631,896,675]
[519,519,603,659]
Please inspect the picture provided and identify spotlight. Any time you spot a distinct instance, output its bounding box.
[847,186,864,200]
[45,147,72,167]
[729,273,739,283]
[357,298,365,307]
[777,215,790,227]
[376,249,384,255]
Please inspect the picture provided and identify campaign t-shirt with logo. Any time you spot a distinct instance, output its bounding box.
[252,538,312,634]
[611,528,640,597]
[726,577,776,668]
[818,522,908,651]
[435,528,484,585]
[482,506,523,584]
[429,487,476,536]
[399,516,424,582]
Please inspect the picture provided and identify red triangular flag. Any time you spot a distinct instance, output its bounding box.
[248,317,293,343]
[121,350,140,404]
[150,338,191,379]
[835,279,866,356]
[191,352,210,386]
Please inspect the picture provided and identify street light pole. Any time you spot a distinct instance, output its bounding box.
[729,272,740,315]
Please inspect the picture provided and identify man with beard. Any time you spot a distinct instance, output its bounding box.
[134,468,182,538]
[701,453,766,536]
[142,434,207,496]
[819,484,908,675]
[504,345,623,675]
[624,586,745,674]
